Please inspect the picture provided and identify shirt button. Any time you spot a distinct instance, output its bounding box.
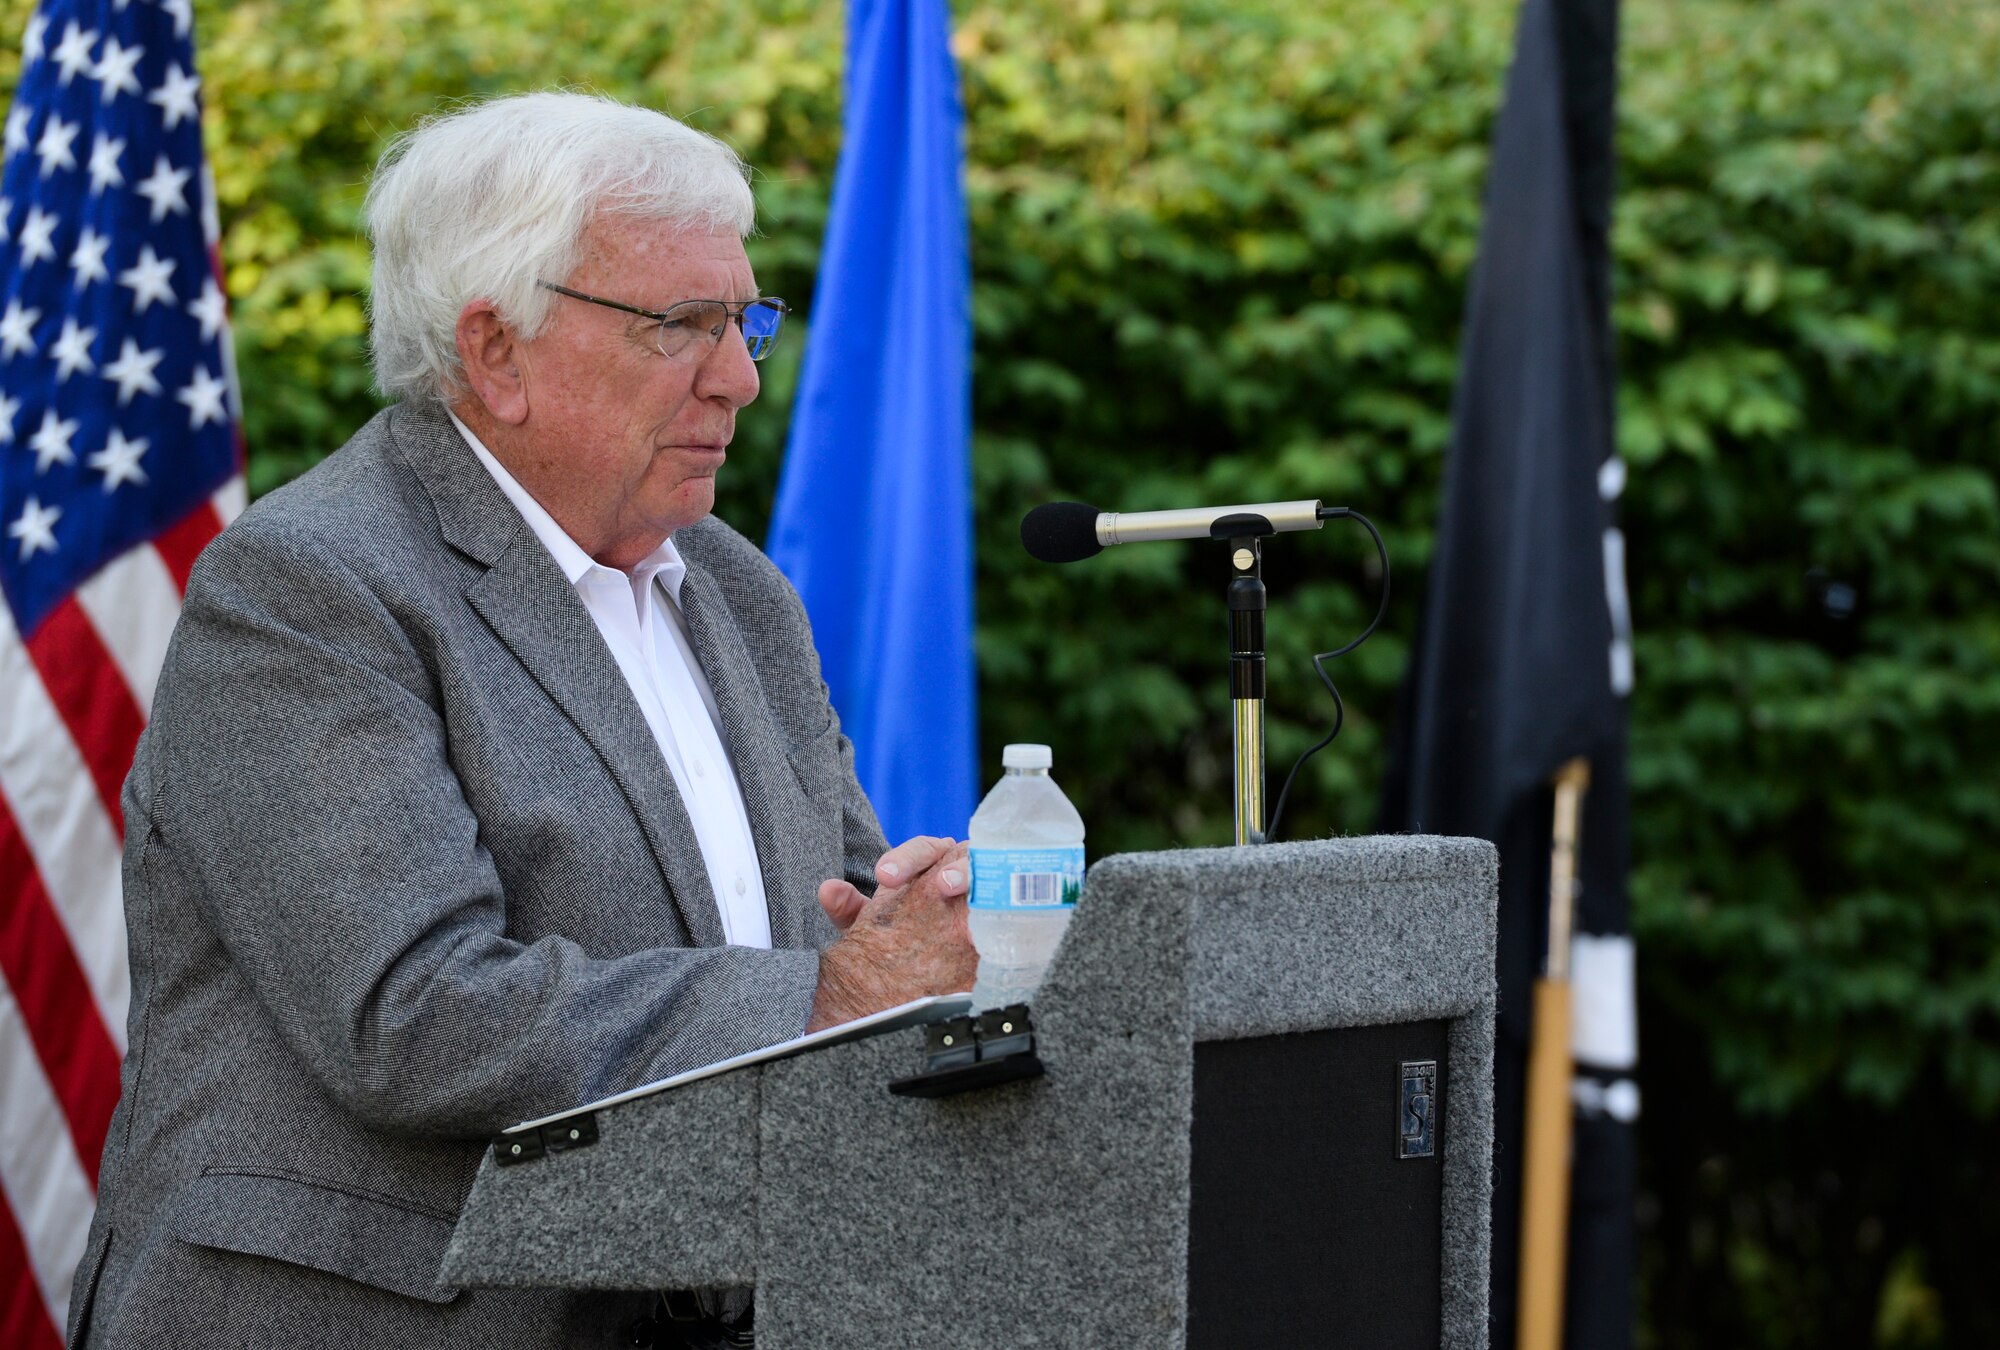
[734,875,747,896]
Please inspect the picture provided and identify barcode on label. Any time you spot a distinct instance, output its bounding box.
[1010,873,1061,905]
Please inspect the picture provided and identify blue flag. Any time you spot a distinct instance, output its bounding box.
[767,0,976,845]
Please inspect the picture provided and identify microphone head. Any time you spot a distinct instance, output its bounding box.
[1021,501,1104,563]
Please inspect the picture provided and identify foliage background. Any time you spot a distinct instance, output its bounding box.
[5,0,1995,1343]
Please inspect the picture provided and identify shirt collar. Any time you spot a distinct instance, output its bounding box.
[448,408,687,604]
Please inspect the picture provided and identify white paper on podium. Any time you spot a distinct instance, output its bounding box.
[504,992,974,1135]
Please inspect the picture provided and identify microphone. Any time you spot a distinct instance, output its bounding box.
[1020,499,1330,563]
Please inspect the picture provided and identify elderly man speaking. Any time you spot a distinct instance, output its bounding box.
[69,92,976,1348]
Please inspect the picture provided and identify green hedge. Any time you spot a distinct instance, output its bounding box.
[1610,5,2000,1343]
[5,0,1993,1342]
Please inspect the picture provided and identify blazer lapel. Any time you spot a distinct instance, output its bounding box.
[676,563,816,950]
[467,546,725,949]
[389,401,725,949]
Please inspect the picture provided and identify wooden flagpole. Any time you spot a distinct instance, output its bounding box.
[1517,756,1592,1350]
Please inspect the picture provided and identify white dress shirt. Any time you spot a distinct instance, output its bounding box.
[450,411,773,948]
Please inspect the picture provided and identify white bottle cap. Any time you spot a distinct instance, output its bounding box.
[1001,743,1052,770]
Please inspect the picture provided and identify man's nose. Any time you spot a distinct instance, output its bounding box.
[696,323,762,409]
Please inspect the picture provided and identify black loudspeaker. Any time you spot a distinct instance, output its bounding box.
[1187,1020,1450,1348]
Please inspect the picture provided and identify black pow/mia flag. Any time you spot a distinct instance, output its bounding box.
[1379,0,1636,1345]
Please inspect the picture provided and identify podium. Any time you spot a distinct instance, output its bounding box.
[442,836,1498,1348]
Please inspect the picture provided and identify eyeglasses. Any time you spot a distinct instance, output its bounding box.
[538,281,790,363]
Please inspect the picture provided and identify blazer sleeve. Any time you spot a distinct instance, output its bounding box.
[142,518,824,1139]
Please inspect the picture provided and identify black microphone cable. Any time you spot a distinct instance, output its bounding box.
[1263,507,1390,843]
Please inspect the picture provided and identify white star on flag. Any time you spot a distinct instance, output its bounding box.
[35,113,78,176]
[101,336,163,403]
[51,21,98,87]
[3,107,28,156]
[133,153,189,221]
[0,300,41,357]
[70,227,111,288]
[162,0,193,38]
[0,198,9,241]
[18,205,58,265]
[8,496,61,559]
[88,428,150,490]
[92,36,145,103]
[0,392,19,443]
[23,13,47,64]
[147,62,201,129]
[176,365,228,428]
[86,132,125,193]
[117,243,177,311]
[28,407,79,471]
[49,316,97,381]
[189,276,227,340]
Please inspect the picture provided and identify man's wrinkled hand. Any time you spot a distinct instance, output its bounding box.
[808,838,977,1031]
[815,835,960,933]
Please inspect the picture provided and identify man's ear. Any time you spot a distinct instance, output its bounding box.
[455,300,530,425]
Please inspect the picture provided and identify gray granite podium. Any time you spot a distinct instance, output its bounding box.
[442,836,1498,1348]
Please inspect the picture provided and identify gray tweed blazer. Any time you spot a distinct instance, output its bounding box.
[69,399,886,1347]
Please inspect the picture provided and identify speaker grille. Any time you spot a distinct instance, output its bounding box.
[1188,1020,1449,1348]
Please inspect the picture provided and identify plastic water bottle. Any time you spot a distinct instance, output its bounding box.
[968,744,1086,1010]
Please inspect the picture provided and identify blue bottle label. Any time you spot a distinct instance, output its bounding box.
[969,847,1085,910]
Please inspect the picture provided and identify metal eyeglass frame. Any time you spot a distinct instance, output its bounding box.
[538,280,790,362]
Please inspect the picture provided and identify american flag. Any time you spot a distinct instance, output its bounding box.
[0,0,241,1341]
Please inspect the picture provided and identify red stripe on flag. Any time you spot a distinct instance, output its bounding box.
[0,1181,67,1350]
[22,600,145,840]
[0,801,122,1188]
[152,502,225,594]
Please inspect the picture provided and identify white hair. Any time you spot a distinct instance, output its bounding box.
[364,91,757,402]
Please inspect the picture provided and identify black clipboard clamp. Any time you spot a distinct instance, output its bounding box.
[887,1005,1045,1098]
[494,1112,600,1167]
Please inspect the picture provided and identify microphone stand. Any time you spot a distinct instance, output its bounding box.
[1021,497,1380,845]
[1221,522,1270,845]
